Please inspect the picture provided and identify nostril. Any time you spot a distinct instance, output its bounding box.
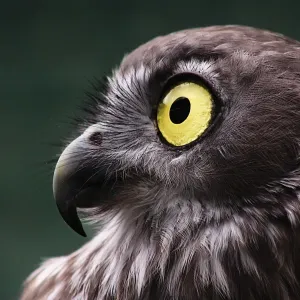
[89,132,103,146]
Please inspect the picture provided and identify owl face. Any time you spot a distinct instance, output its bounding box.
[53,26,300,236]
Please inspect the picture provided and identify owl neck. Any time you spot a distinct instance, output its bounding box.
[23,189,300,300]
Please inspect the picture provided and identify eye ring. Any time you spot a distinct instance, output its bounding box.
[156,72,223,149]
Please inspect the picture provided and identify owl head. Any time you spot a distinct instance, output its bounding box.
[53,26,300,236]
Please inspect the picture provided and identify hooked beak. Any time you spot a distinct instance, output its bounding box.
[53,133,111,237]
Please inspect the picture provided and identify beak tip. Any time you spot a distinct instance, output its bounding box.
[56,202,87,237]
[76,228,87,238]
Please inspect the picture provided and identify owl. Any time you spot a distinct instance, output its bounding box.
[21,25,300,300]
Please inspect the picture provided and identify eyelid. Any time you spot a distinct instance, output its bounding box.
[159,72,223,116]
[160,72,216,102]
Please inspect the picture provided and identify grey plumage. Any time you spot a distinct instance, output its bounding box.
[21,25,300,300]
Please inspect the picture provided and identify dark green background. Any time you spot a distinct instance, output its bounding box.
[2,1,300,299]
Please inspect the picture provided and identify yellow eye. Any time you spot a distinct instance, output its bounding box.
[157,81,214,146]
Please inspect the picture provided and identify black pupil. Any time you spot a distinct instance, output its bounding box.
[169,97,191,124]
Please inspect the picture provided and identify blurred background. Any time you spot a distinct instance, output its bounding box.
[2,0,300,298]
